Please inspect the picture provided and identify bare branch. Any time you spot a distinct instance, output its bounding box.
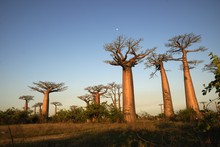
[104,35,155,68]
[85,85,108,95]
[19,95,34,102]
[166,33,202,52]
[51,102,62,106]
[29,81,67,93]
[186,46,207,53]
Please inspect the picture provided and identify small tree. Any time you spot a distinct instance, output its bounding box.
[51,102,62,115]
[29,81,67,121]
[166,33,207,114]
[145,52,174,118]
[104,35,154,122]
[19,95,34,111]
[85,85,108,105]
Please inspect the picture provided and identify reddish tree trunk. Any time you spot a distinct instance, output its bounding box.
[182,51,200,113]
[42,91,50,120]
[94,94,100,105]
[122,67,136,122]
[160,63,174,118]
[24,100,28,111]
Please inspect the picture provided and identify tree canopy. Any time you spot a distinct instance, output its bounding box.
[202,52,220,97]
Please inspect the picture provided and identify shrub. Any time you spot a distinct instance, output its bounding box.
[175,108,197,122]
[0,107,31,124]
[52,107,87,123]
[108,105,123,122]
[85,102,109,122]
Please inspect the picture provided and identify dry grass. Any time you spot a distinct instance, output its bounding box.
[0,120,219,146]
[0,121,155,145]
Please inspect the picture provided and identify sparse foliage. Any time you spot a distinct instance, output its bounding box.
[51,102,62,115]
[145,51,174,118]
[19,95,34,111]
[77,94,93,107]
[29,81,67,122]
[166,33,207,113]
[85,85,108,105]
[104,35,155,122]
[104,82,122,110]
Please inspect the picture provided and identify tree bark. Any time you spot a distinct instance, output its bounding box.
[122,67,136,122]
[42,91,50,121]
[160,63,174,118]
[94,94,100,105]
[25,100,28,111]
[182,51,200,113]
[118,93,121,111]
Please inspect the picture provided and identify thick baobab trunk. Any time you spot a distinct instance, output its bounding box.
[160,63,174,118]
[24,100,28,111]
[42,91,50,120]
[182,51,200,113]
[122,67,136,122]
[94,94,100,105]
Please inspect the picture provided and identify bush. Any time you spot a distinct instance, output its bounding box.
[0,107,31,124]
[108,105,123,123]
[52,107,87,123]
[175,108,198,122]
[85,102,109,122]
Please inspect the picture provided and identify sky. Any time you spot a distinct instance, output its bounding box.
[0,0,220,115]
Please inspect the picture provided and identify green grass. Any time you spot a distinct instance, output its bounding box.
[0,120,219,147]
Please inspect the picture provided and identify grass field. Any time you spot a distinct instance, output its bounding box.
[0,120,219,147]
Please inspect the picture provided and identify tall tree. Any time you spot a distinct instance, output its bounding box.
[145,52,174,118]
[51,102,62,115]
[104,35,154,122]
[85,85,108,105]
[29,81,67,121]
[32,102,43,115]
[32,103,38,114]
[104,82,122,110]
[166,33,207,113]
[78,94,93,107]
[19,95,34,111]
[36,102,43,115]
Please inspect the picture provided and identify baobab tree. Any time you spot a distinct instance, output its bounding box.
[78,94,93,107]
[36,102,43,115]
[104,82,122,110]
[145,52,174,118]
[32,102,43,115]
[51,102,62,115]
[32,103,38,114]
[29,81,67,121]
[166,33,207,114]
[85,85,108,105]
[104,35,154,122]
[19,95,34,111]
